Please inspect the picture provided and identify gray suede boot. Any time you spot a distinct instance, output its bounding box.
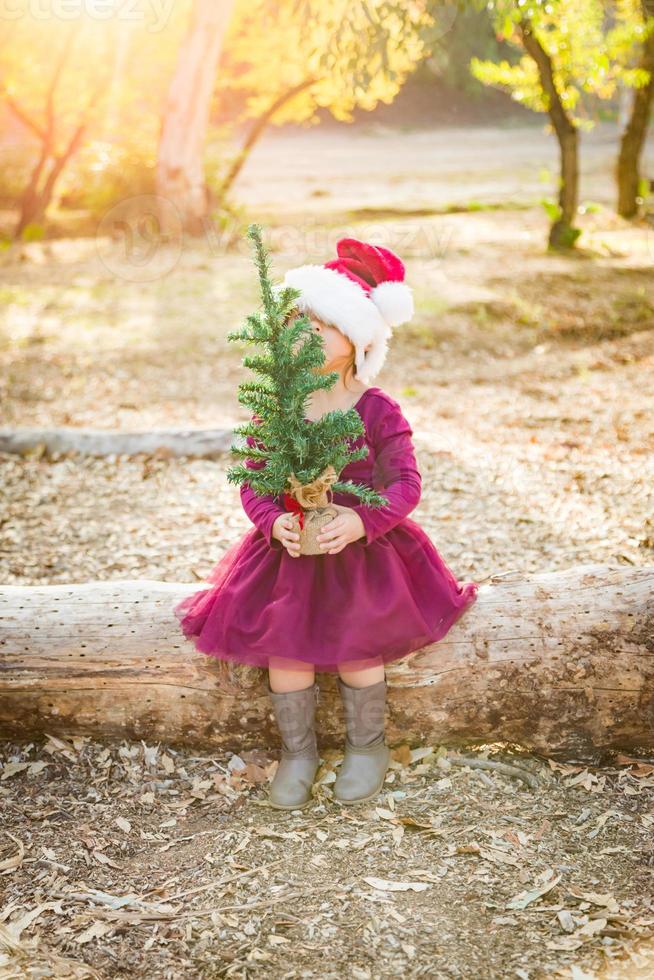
[268,683,320,810]
[334,677,390,805]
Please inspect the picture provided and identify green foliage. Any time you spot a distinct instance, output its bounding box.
[637,176,651,204]
[20,223,45,243]
[423,3,513,98]
[226,224,389,509]
[540,197,563,222]
[222,0,437,128]
[550,224,582,249]
[58,140,155,213]
[470,0,654,125]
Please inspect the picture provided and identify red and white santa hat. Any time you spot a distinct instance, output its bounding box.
[277,237,414,383]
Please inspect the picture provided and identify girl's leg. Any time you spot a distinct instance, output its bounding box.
[269,659,315,693]
[337,661,384,689]
[334,659,389,805]
[267,659,319,810]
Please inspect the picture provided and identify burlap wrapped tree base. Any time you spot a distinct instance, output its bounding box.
[289,505,340,555]
[285,464,341,556]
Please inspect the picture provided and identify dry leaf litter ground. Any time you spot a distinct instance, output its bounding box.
[0,736,653,979]
[1,125,654,978]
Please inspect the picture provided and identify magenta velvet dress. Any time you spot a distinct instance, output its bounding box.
[173,386,479,673]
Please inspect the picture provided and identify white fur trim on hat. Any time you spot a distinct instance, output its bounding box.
[370,280,414,327]
[274,265,393,383]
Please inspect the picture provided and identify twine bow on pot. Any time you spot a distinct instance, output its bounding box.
[282,464,338,531]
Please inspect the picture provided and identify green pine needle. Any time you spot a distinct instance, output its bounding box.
[227,223,389,510]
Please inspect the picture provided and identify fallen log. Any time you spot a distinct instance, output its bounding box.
[0,427,233,459]
[0,564,652,763]
[0,425,436,459]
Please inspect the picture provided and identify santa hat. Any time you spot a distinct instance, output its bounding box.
[275,237,414,383]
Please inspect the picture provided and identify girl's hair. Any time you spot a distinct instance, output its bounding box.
[284,307,358,390]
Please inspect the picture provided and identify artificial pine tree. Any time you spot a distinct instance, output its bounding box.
[226,223,389,555]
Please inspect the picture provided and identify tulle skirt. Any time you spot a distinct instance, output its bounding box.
[174,517,478,673]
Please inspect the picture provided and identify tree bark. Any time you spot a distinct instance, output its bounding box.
[15,116,93,237]
[616,2,654,219]
[156,0,237,237]
[519,19,580,250]
[1,565,652,763]
[215,77,319,202]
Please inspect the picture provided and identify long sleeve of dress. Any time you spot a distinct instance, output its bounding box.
[239,420,287,550]
[350,399,422,546]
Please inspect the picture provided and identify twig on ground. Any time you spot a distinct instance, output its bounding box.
[446,753,540,790]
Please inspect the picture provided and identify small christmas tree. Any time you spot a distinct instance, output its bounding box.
[226,223,388,553]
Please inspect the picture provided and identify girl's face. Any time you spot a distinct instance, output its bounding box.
[288,309,370,377]
[307,314,352,363]
[294,313,370,364]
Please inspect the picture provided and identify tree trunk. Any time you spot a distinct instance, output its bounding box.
[15,120,90,238]
[14,137,52,237]
[7,26,104,239]
[519,19,580,250]
[616,3,654,219]
[617,83,634,133]
[551,123,580,249]
[1,565,652,763]
[156,0,237,237]
[215,77,319,202]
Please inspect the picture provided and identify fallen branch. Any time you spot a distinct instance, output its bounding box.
[446,753,540,790]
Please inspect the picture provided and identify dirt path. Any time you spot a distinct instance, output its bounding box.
[232,120,654,214]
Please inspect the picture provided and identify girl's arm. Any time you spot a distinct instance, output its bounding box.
[350,399,422,546]
[240,419,287,549]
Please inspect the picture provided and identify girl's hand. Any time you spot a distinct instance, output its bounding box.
[272,514,301,557]
[316,504,366,554]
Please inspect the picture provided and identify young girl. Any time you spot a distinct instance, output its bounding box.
[174,237,479,810]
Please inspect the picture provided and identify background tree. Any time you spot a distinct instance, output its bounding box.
[156,0,237,237]
[469,0,635,249]
[0,21,110,238]
[205,0,440,213]
[614,0,654,217]
[0,1,441,237]
[0,4,191,239]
